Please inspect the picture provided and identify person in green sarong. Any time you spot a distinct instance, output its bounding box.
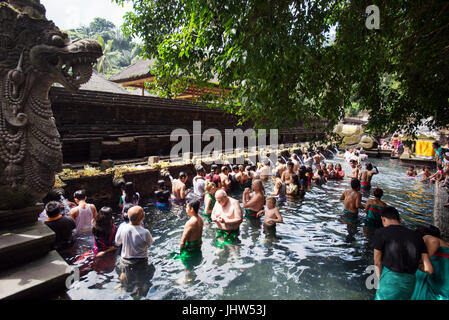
[373,206,434,300]
[172,199,203,270]
[242,179,265,222]
[363,188,387,245]
[202,181,217,222]
[412,225,449,300]
[211,190,243,248]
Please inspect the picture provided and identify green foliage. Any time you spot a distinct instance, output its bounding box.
[114,0,449,137]
[65,17,142,77]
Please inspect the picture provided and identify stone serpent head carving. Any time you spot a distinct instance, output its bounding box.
[0,0,102,209]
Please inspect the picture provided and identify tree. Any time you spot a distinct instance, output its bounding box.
[115,0,449,137]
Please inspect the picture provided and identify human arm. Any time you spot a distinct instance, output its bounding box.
[339,191,346,201]
[373,166,379,175]
[420,253,434,274]
[357,192,364,209]
[243,193,261,209]
[273,208,284,224]
[69,207,78,220]
[180,222,191,249]
[365,199,372,214]
[256,209,265,218]
[374,249,383,279]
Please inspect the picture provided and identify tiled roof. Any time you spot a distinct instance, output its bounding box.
[109,59,155,82]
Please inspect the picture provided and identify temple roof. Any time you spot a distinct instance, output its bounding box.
[109,59,155,83]
[80,70,130,94]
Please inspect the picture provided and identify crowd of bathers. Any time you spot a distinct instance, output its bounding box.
[37,145,449,299]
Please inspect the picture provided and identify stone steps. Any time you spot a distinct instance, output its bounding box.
[0,250,71,300]
[0,221,55,272]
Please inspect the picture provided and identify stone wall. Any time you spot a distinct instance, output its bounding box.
[49,88,325,164]
[433,182,449,241]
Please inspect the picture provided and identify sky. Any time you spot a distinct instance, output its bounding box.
[40,0,133,31]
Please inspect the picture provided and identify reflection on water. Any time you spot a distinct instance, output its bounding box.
[67,158,435,300]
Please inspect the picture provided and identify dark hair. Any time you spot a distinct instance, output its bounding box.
[179,172,187,179]
[125,182,139,204]
[45,201,61,218]
[366,163,373,171]
[409,165,415,170]
[351,179,361,190]
[74,189,86,200]
[278,157,285,164]
[287,161,294,168]
[373,188,383,198]
[291,173,299,186]
[157,180,166,189]
[93,207,114,238]
[380,206,400,221]
[437,164,443,170]
[232,165,239,171]
[415,225,441,238]
[196,166,205,174]
[425,166,431,170]
[43,189,63,205]
[122,203,134,223]
[187,199,201,214]
[318,169,324,176]
[221,166,229,173]
[433,141,440,148]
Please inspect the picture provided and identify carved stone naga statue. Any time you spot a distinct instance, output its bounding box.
[0,0,102,210]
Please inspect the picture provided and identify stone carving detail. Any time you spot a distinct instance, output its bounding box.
[0,0,102,209]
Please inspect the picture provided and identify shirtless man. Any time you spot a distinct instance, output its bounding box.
[276,158,287,178]
[257,160,271,180]
[236,165,249,189]
[242,179,265,220]
[281,161,295,184]
[340,179,364,219]
[257,197,284,237]
[360,162,379,192]
[313,152,323,166]
[211,190,243,247]
[349,160,362,180]
[219,166,232,192]
[172,172,191,203]
[291,154,300,173]
[179,199,203,255]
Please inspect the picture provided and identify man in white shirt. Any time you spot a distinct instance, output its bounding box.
[192,166,206,200]
[115,206,154,294]
[257,160,271,180]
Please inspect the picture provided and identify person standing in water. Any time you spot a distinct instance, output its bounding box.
[349,160,361,180]
[203,181,217,222]
[412,225,449,300]
[70,190,98,236]
[155,180,171,208]
[211,190,243,247]
[257,197,284,238]
[360,162,379,192]
[172,172,191,204]
[334,163,345,180]
[271,176,287,204]
[339,179,364,220]
[119,182,140,215]
[373,206,433,300]
[364,188,387,235]
[242,179,265,220]
[172,199,204,272]
[219,166,232,192]
[192,166,206,201]
[281,161,295,184]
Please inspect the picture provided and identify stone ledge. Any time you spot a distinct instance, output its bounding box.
[0,222,55,271]
[0,250,71,300]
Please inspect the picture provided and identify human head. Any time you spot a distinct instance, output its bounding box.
[73,189,87,203]
[157,180,166,190]
[187,199,200,216]
[408,165,415,171]
[221,166,229,174]
[432,141,440,149]
[278,157,285,164]
[252,179,264,193]
[245,165,252,172]
[123,203,134,223]
[437,164,443,170]
[215,190,229,207]
[179,172,187,182]
[238,165,245,172]
[196,166,205,176]
[205,181,217,194]
[328,163,334,170]
[128,206,145,226]
[366,162,373,171]
[94,207,114,233]
[232,165,239,173]
[266,197,276,209]
[350,160,357,167]
[320,163,326,170]
[415,225,441,238]
[211,164,219,174]
[351,179,361,191]
[373,188,383,199]
[291,173,299,185]
[43,189,64,206]
[263,159,270,166]
[318,169,324,177]
[45,201,61,218]
[380,206,401,226]
[124,182,135,195]
[424,166,431,172]
[336,163,342,171]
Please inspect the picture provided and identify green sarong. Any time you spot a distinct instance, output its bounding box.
[411,246,449,300]
[375,267,416,300]
[365,205,384,229]
[245,208,259,220]
[171,239,203,270]
[216,228,239,248]
[342,209,358,224]
[202,193,215,222]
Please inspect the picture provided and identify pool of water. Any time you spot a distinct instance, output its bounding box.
[66,157,435,300]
